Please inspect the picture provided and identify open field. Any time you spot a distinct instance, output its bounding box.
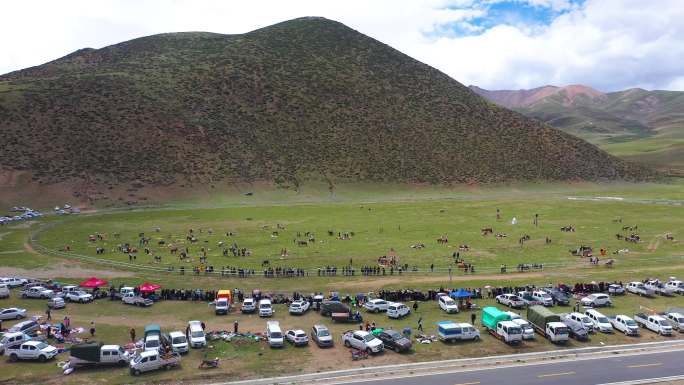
[1,182,684,384]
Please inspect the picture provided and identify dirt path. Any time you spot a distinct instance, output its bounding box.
[0,263,135,279]
[648,236,662,252]
[0,231,11,241]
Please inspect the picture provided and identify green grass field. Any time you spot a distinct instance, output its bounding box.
[1,182,684,384]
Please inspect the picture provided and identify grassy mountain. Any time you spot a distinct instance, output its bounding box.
[470,85,684,174]
[0,17,651,195]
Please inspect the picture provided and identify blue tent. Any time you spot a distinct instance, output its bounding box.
[450,288,472,299]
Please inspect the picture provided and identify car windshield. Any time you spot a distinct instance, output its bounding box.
[556,327,569,335]
[598,317,609,323]
[291,304,300,308]
[295,333,306,338]
[678,318,684,323]
[541,294,552,299]
[172,336,186,344]
[510,296,520,300]
[318,329,330,337]
[191,331,204,338]
[260,304,270,309]
[581,317,591,323]
[270,332,282,338]
[625,320,637,326]
[508,327,522,334]
[35,342,48,350]
[363,334,376,342]
[146,340,159,347]
[444,298,455,305]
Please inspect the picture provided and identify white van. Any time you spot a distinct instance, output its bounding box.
[585,309,613,333]
[266,321,284,348]
[259,299,273,317]
[387,302,410,319]
[187,320,206,348]
[168,331,189,353]
[0,284,9,299]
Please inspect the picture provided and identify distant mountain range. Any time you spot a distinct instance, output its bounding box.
[470,85,684,173]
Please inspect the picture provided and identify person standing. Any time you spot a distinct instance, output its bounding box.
[471,313,477,325]
[418,317,424,332]
[233,320,239,334]
[89,321,96,337]
[45,308,51,321]
[130,328,136,342]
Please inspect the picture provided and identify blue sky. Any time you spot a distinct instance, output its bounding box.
[1,0,683,91]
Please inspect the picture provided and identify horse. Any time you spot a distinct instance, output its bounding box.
[481,228,493,236]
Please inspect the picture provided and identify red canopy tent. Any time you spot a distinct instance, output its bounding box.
[138,282,161,294]
[79,277,108,288]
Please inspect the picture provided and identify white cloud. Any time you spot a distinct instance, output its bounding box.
[1,0,683,91]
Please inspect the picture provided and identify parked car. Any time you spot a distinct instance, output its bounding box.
[665,280,684,294]
[320,301,350,317]
[122,293,153,307]
[68,342,130,367]
[266,321,284,348]
[584,309,613,333]
[634,313,672,335]
[167,331,189,353]
[0,277,27,288]
[0,332,33,355]
[364,299,389,313]
[542,288,570,305]
[65,290,94,303]
[47,297,65,309]
[609,315,640,336]
[496,294,525,308]
[564,320,590,341]
[645,281,674,297]
[517,291,542,307]
[289,300,310,315]
[258,299,274,317]
[342,330,384,354]
[311,324,334,348]
[580,293,612,307]
[437,321,480,342]
[664,312,684,332]
[129,350,180,375]
[285,329,309,346]
[21,286,54,299]
[505,312,535,340]
[626,282,655,297]
[0,307,27,320]
[377,329,412,352]
[387,302,411,319]
[8,320,39,335]
[241,298,256,313]
[0,284,9,299]
[608,284,626,295]
[5,341,58,362]
[438,295,459,313]
[187,320,206,348]
[562,312,594,332]
[531,291,554,306]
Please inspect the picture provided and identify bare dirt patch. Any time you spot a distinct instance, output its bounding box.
[0,262,135,279]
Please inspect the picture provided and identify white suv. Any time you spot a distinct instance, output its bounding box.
[258,299,273,317]
[581,293,612,307]
[289,300,310,315]
[241,298,256,313]
[438,295,459,313]
[364,299,389,313]
[532,291,554,306]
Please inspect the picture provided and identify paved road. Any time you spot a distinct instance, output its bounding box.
[342,350,684,385]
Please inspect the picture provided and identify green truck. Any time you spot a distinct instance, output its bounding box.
[481,306,522,344]
[526,305,569,343]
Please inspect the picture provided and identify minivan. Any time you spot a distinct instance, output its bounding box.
[311,324,333,347]
[387,302,410,319]
[0,284,9,299]
[266,321,284,348]
[258,299,273,317]
[167,331,189,353]
[187,320,206,348]
[8,320,39,335]
[585,309,613,333]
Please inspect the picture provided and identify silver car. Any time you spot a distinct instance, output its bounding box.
[0,307,27,320]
